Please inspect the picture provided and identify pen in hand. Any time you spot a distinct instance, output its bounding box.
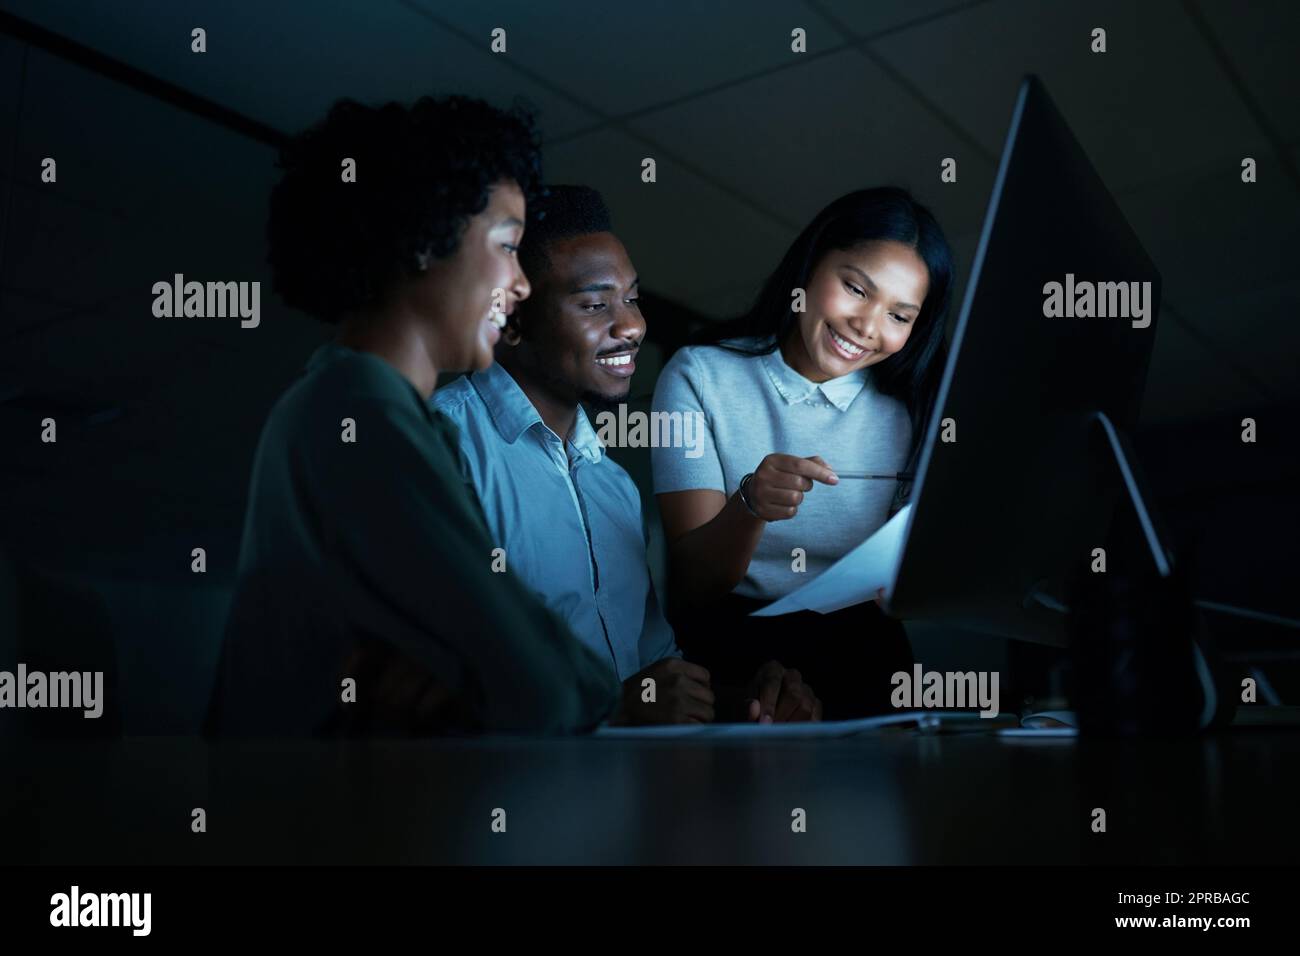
[834,471,915,481]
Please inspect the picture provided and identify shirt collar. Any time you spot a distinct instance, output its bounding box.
[568,404,606,464]
[470,362,605,464]
[758,344,869,412]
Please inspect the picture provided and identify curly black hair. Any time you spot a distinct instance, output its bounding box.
[518,184,613,283]
[267,95,542,323]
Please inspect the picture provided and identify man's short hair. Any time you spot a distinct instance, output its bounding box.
[518,184,612,283]
[267,95,542,324]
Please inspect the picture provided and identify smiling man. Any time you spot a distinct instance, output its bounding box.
[433,185,820,724]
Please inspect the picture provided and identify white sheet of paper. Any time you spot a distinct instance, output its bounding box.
[750,503,912,617]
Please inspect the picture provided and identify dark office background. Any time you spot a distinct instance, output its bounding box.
[1,0,1296,735]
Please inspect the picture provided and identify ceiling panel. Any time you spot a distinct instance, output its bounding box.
[629,47,996,246]
[1196,0,1300,143]
[0,0,599,138]
[403,0,844,117]
[809,0,990,37]
[867,0,1270,195]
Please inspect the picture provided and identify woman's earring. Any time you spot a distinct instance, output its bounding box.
[415,250,431,272]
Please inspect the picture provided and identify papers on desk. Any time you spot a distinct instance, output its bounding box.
[751,504,912,617]
[997,710,1078,737]
[594,710,1019,739]
[1020,709,1077,728]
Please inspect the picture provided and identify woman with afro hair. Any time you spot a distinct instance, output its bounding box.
[205,96,620,737]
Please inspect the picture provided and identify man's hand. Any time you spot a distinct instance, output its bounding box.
[613,658,715,725]
[746,660,822,723]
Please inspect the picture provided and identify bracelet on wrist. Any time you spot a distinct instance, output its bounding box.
[737,472,762,519]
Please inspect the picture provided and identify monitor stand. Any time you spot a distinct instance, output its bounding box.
[1041,412,1216,733]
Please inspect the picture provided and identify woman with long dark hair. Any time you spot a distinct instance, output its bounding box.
[650,187,954,718]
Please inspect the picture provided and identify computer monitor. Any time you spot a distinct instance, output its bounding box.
[888,75,1166,645]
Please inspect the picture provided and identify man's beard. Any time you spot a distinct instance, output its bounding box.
[580,388,627,413]
[522,358,623,414]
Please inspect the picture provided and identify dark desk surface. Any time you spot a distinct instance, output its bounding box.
[6,729,1298,865]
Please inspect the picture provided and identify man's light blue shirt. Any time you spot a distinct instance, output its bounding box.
[432,362,680,682]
